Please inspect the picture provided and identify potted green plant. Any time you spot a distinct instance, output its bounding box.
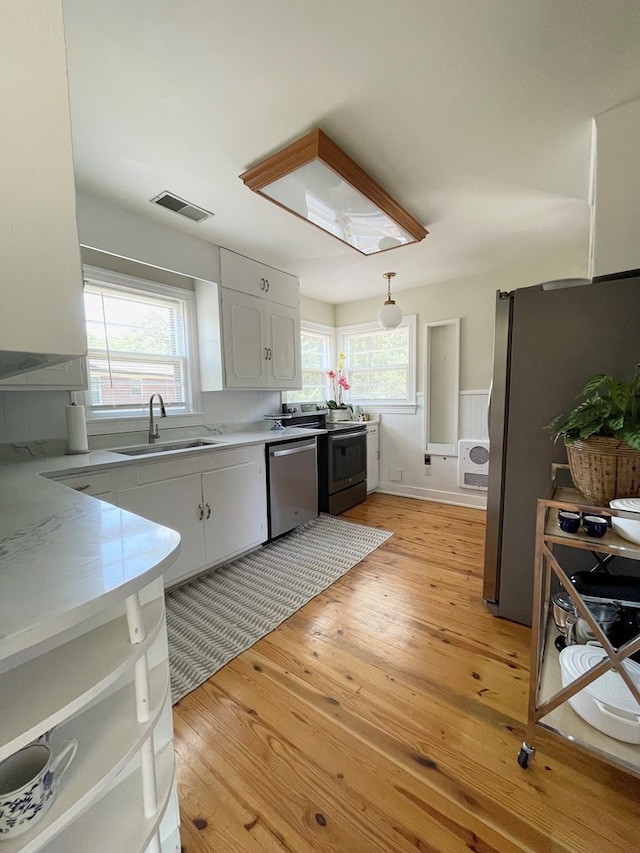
[548,364,640,504]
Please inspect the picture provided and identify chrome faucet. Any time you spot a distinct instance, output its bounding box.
[148,393,167,443]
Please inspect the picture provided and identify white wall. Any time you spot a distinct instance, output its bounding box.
[0,190,589,504]
[0,241,280,452]
[300,295,335,326]
[336,248,589,507]
[592,97,640,277]
[76,192,221,284]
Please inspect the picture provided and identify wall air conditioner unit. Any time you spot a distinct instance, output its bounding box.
[457,440,489,491]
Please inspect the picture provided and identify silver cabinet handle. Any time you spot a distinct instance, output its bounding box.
[260,277,266,291]
[265,278,270,292]
[267,348,272,360]
[264,347,269,360]
[198,504,204,521]
[205,503,211,519]
[73,484,92,492]
[377,451,380,460]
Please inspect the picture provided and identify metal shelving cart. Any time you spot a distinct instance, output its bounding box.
[520,465,640,776]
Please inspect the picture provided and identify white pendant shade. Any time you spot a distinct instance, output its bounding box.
[378,301,403,329]
[377,272,403,329]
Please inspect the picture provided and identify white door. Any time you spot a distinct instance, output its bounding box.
[268,304,300,388]
[221,289,268,388]
[117,474,207,587]
[202,460,267,566]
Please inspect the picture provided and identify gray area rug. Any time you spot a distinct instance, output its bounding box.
[165,513,392,704]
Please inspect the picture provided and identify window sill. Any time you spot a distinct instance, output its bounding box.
[353,403,417,415]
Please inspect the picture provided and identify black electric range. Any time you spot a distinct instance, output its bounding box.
[283,404,367,514]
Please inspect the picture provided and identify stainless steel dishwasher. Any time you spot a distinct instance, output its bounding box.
[267,437,318,539]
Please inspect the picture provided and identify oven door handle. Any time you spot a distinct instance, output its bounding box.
[329,431,365,443]
[270,442,316,458]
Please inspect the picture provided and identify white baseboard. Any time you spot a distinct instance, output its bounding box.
[376,481,487,510]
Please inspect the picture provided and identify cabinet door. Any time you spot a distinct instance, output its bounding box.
[221,288,268,388]
[1,2,86,362]
[220,248,265,299]
[268,304,301,388]
[366,426,379,492]
[259,266,299,308]
[117,474,206,587]
[220,247,299,307]
[202,458,267,566]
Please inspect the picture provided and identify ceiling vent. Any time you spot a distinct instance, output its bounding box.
[150,191,214,223]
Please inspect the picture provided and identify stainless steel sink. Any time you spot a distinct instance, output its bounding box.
[114,440,222,457]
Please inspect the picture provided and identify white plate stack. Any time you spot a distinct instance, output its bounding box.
[559,645,640,743]
[609,497,640,545]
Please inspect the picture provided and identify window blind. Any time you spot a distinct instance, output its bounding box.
[84,282,189,413]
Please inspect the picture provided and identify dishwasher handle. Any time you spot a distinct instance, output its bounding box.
[269,440,316,458]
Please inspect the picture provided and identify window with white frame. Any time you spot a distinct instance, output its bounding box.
[283,321,334,403]
[83,267,197,418]
[338,316,416,410]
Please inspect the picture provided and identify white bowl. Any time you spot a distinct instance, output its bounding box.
[609,498,640,545]
[559,645,640,743]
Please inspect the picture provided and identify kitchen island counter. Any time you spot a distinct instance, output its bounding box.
[0,426,325,663]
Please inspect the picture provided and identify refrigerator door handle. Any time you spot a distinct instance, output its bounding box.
[487,379,493,434]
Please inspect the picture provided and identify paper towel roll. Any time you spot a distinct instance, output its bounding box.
[65,404,89,454]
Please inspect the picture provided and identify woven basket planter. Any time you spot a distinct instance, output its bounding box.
[565,436,640,505]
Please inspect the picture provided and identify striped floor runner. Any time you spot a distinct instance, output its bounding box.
[165,513,392,704]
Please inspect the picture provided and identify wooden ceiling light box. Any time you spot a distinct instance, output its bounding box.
[239,129,428,255]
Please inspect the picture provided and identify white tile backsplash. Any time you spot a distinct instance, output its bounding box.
[2,393,31,443]
[0,387,283,446]
[459,391,489,441]
[375,390,489,508]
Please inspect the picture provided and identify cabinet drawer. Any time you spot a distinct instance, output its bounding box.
[136,444,265,485]
[54,471,112,496]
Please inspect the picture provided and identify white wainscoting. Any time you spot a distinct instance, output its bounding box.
[375,391,489,509]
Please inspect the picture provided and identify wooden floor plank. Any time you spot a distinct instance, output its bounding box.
[173,494,640,853]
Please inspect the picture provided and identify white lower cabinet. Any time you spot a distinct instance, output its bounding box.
[116,445,268,588]
[366,423,379,492]
[117,474,207,587]
[0,578,179,853]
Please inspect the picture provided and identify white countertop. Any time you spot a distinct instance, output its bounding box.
[0,427,326,665]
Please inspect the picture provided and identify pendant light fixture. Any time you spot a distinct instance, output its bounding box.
[377,272,403,329]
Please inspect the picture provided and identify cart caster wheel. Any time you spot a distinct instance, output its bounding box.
[517,743,535,769]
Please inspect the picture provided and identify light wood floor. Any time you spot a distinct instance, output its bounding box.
[173,494,640,853]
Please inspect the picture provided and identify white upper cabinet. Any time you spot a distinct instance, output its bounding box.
[0,357,87,390]
[197,248,301,391]
[0,0,86,374]
[592,98,640,277]
[219,247,299,308]
[220,289,301,390]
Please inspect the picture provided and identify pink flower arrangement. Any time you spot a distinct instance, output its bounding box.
[327,353,350,408]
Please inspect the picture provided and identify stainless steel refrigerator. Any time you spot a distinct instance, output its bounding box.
[483,271,640,626]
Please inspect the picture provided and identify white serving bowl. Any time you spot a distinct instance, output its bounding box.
[559,645,640,743]
[609,498,640,545]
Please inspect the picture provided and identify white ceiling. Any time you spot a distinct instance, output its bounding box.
[62,0,640,304]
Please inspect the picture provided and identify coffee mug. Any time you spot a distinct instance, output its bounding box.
[583,515,609,538]
[558,510,581,534]
[0,740,77,838]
